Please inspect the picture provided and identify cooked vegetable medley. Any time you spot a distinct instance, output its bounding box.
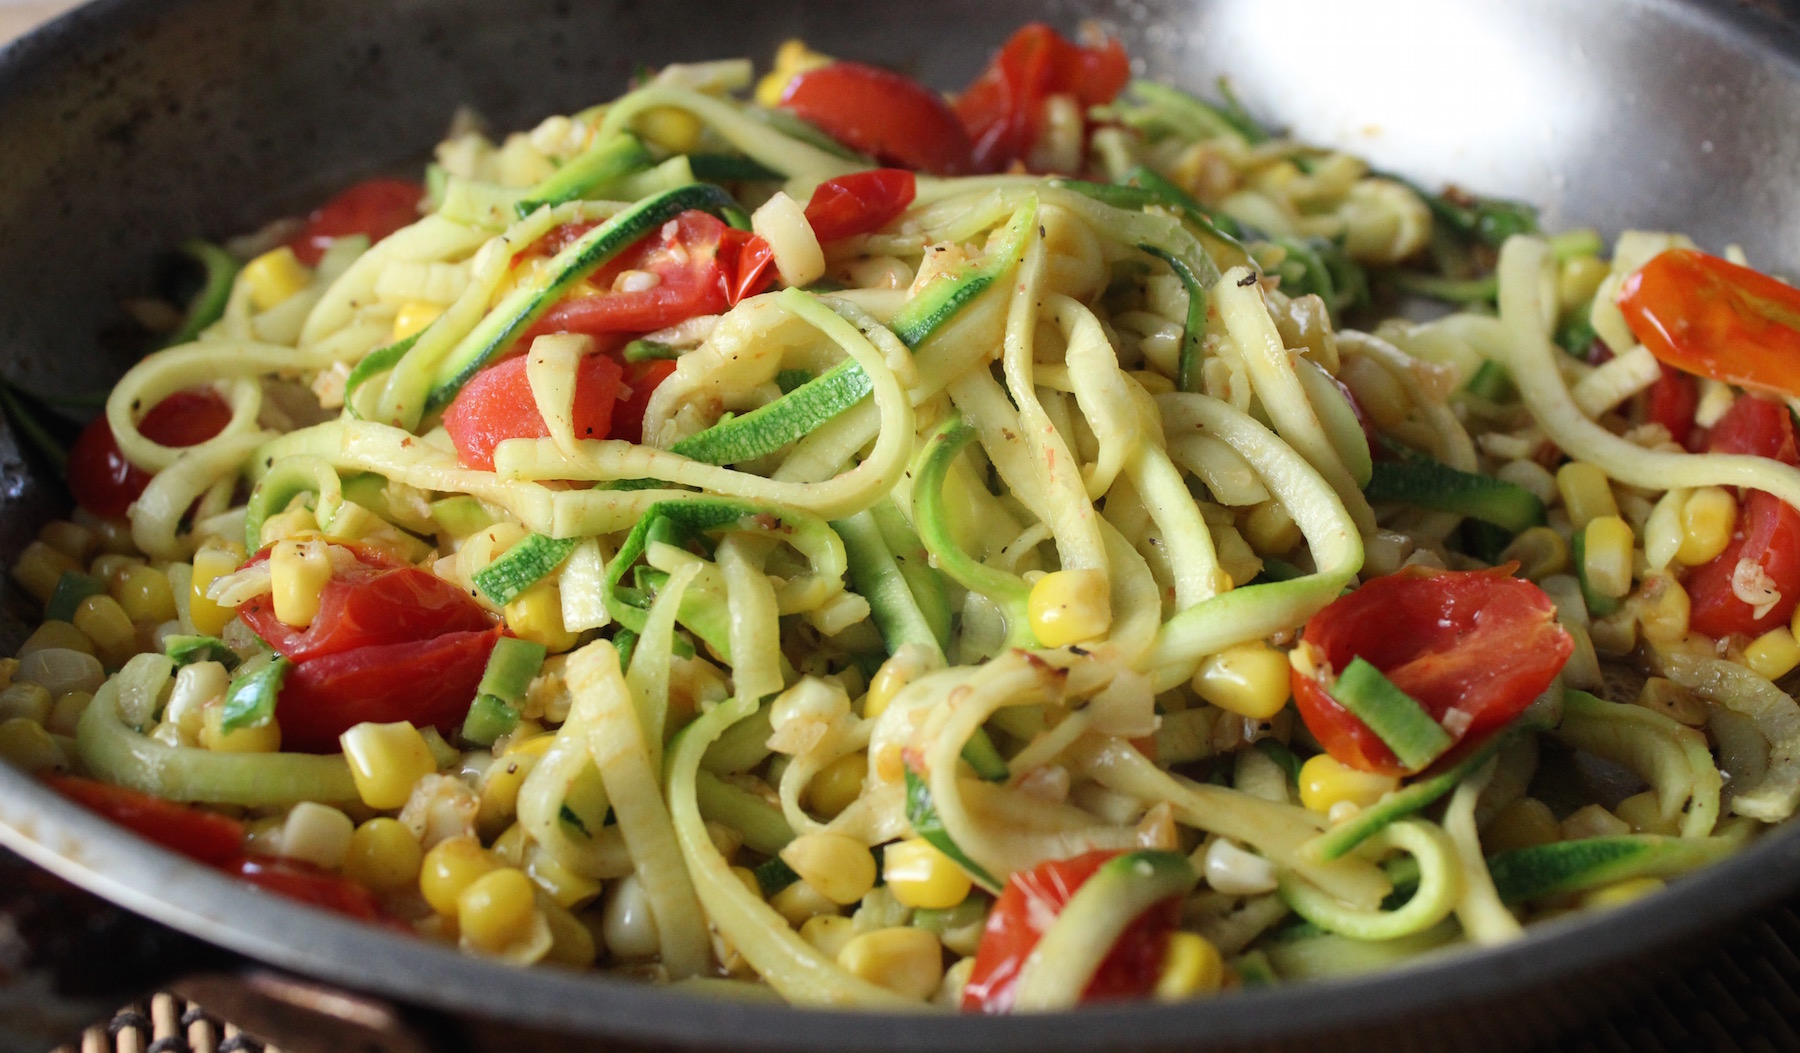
[6,22,1799,1009]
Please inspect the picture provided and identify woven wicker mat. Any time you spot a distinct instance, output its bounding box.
[54,902,1800,1053]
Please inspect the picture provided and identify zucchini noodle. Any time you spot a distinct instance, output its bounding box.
[15,32,1795,1009]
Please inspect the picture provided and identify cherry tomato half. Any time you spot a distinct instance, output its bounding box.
[1685,395,1800,639]
[443,350,625,471]
[1645,361,1700,449]
[238,543,494,662]
[44,774,244,867]
[1618,247,1800,400]
[780,63,975,177]
[275,626,502,753]
[225,856,393,924]
[288,179,423,267]
[66,389,233,517]
[1290,567,1573,776]
[953,23,1130,174]
[963,850,1176,1013]
[803,169,917,243]
[524,211,752,339]
[613,359,678,446]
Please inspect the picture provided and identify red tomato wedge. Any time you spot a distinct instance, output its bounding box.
[287,179,423,267]
[225,857,396,924]
[1646,362,1700,448]
[237,542,499,752]
[67,388,232,517]
[1685,395,1800,638]
[613,359,677,446]
[779,63,975,177]
[963,850,1177,1013]
[804,169,917,243]
[238,543,494,662]
[45,774,244,867]
[1290,567,1573,776]
[276,626,502,753]
[954,23,1130,174]
[1618,248,1800,400]
[442,350,625,471]
[524,211,766,340]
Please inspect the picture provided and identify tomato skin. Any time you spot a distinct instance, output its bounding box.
[1685,395,1800,638]
[780,63,975,177]
[66,389,232,517]
[275,626,501,753]
[1646,362,1700,448]
[613,359,677,446]
[442,350,625,471]
[1290,567,1573,776]
[1618,248,1800,400]
[239,544,494,662]
[225,856,392,923]
[44,774,244,866]
[525,211,742,339]
[962,850,1175,1013]
[288,179,423,267]
[804,169,917,242]
[954,23,1130,174]
[720,227,777,304]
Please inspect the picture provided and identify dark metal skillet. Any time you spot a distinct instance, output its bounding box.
[3,0,1800,1048]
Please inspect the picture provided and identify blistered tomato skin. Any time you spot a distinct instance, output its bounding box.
[962,850,1177,1013]
[1289,567,1573,776]
[66,389,232,516]
[1617,247,1800,400]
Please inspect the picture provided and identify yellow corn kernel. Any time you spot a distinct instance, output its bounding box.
[754,39,833,107]
[730,865,762,898]
[1677,487,1736,566]
[420,835,501,916]
[1191,642,1291,720]
[769,876,841,926]
[1558,254,1610,311]
[1499,526,1569,581]
[1242,501,1303,557]
[1338,354,1410,430]
[540,893,598,967]
[341,720,439,810]
[524,845,603,909]
[504,583,579,653]
[346,817,424,893]
[90,554,143,584]
[1581,516,1635,599]
[636,107,703,154]
[1614,791,1679,835]
[1298,754,1398,815]
[1745,626,1800,681]
[837,927,943,1001]
[12,541,80,605]
[806,751,867,820]
[780,832,878,906]
[281,801,356,870]
[1482,796,1561,855]
[110,564,177,625]
[1580,876,1665,910]
[269,538,330,628]
[0,682,50,725]
[457,867,542,955]
[188,540,246,637]
[0,717,67,772]
[391,299,445,342]
[1555,461,1619,530]
[503,731,556,758]
[861,647,927,721]
[883,837,973,910]
[18,620,93,659]
[1637,575,1691,645]
[1154,931,1224,1000]
[242,246,312,311]
[477,751,539,839]
[47,690,92,737]
[200,701,281,753]
[73,594,137,667]
[37,521,98,565]
[800,914,857,960]
[259,507,319,547]
[1027,568,1112,648]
